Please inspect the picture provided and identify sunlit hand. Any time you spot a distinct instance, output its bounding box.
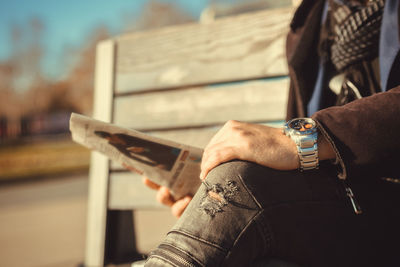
[142,177,192,218]
[200,120,299,180]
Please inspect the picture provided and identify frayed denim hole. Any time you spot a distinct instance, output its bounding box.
[199,180,239,217]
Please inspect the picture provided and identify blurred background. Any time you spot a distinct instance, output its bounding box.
[0,0,291,266]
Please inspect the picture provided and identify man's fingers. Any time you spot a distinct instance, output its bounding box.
[156,186,175,207]
[171,196,192,218]
[122,162,144,175]
[203,121,234,152]
[142,177,161,190]
[200,145,237,180]
[144,177,191,216]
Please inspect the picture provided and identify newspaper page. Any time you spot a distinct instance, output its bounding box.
[69,113,202,199]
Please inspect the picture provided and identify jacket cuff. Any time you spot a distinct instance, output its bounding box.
[313,118,347,179]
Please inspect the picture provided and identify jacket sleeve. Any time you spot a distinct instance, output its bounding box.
[312,86,400,180]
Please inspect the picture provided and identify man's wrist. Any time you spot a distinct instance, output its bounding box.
[317,133,336,161]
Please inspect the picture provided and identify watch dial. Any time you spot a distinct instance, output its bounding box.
[289,118,315,132]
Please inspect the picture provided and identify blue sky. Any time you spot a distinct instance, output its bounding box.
[0,0,212,79]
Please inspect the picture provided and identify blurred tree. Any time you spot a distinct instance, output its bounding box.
[0,17,46,120]
[58,26,110,115]
[0,61,20,119]
[0,1,197,123]
[10,17,46,91]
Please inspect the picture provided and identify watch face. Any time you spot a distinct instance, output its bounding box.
[287,118,316,134]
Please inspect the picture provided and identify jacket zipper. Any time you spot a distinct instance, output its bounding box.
[149,244,198,267]
[342,181,362,215]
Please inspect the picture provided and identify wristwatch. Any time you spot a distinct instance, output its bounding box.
[283,118,319,171]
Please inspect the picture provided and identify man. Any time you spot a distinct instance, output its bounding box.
[141,0,400,266]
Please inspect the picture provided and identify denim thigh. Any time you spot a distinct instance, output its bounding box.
[145,160,400,267]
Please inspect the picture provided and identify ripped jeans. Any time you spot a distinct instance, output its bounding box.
[145,161,400,267]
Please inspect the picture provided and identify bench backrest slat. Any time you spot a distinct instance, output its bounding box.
[115,7,292,94]
[113,78,289,131]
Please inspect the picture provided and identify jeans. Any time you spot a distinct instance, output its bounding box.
[145,161,400,267]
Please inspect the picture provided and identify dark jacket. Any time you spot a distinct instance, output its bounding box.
[286,0,400,180]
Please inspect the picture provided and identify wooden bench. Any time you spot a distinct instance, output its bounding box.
[85,6,294,267]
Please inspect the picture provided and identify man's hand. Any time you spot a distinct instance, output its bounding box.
[143,177,192,218]
[138,120,335,217]
[200,120,299,180]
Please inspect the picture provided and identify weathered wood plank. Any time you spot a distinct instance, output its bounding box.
[113,78,289,130]
[108,172,165,210]
[85,40,115,267]
[115,7,293,93]
[149,121,284,146]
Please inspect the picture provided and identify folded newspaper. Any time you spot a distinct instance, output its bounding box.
[69,113,203,199]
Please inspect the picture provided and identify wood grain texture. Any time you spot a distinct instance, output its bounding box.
[85,40,115,267]
[115,7,293,93]
[92,40,115,123]
[113,78,289,130]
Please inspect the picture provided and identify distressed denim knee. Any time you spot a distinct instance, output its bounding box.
[145,160,272,267]
[145,160,399,267]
